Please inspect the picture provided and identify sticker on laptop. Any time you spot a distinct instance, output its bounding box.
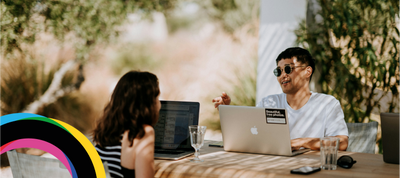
[265,109,286,124]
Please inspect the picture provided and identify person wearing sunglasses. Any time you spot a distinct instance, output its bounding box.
[212,47,349,151]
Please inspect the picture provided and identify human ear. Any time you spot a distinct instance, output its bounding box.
[306,66,312,78]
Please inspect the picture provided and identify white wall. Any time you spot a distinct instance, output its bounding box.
[257,0,307,103]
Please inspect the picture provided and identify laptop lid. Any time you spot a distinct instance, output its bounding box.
[219,105,306,156]
[380,113,399,164]
[154,100,200,150]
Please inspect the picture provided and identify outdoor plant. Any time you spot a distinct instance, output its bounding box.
[229,57,258,107]
[1,0,176,166]
[1,0,176,59]
[198,0,260,131]
[206,56,258,131]
[109,43,163,76]
[196,0,259,34]
[296,0,399,123]
[1,0,177,114]
[1,56,93,131]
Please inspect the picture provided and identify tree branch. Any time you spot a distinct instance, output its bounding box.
[22,60,85,113]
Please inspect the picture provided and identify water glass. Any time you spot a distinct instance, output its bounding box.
[189,125,207,162]
[320,137,340,170]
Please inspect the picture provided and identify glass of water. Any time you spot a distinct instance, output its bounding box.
[320,137,340,170]
[189,125,207,162]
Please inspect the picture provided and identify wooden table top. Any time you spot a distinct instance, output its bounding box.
[154,141,399,178]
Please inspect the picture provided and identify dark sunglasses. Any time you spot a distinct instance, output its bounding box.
[337,155,357,169]
[273,65,307,77]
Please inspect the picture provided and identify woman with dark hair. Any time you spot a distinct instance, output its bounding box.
[93,71,161,178]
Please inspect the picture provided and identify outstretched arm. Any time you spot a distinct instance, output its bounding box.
[291,135,348,151]
[212,92,231,109]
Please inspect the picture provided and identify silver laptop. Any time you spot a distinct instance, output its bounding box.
[153,100,200,160]
[219,105,309,156]
[380,113,399,164]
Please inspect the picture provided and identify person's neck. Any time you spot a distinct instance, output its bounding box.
[286,88,312,110]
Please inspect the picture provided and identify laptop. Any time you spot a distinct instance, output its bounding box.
[380,112,399,164]
[219,105,309,156]
[153,100,200,160]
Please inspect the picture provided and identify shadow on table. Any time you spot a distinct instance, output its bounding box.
[155,151,320,177]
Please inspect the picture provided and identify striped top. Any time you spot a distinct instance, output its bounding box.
[95,144,135,178]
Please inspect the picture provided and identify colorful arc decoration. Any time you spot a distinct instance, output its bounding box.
[0,113,106,178]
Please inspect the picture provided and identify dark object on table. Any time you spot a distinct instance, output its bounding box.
[209,141,224,148]
[380,113,399,164]
[290,166,321,175]
[337,155,357,169]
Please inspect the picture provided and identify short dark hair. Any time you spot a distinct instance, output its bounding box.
[93,71,160,147]
[275,47,316,81]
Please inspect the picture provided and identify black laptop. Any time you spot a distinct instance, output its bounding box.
[153,100,200,160]
[380,113,399,164]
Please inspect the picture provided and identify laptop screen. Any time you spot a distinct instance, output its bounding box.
[154,100,200,149]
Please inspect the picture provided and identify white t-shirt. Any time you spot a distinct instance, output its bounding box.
[256,92,348,139]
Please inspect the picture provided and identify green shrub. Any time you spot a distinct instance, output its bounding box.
[295,0,399,123]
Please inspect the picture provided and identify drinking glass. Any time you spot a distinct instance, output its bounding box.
[189,125,207,162]
[320,137,340,170]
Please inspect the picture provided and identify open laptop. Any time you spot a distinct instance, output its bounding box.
[219,105,309,156]
[380,112,399,164]
[153,100,199,160]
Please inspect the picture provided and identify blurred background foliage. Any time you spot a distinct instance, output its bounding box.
[164,0,259,35]
[165,2,209,34]
[229,57,257,107]
[1,0,260,161]
[192,0,260,131]
[109,43,163,76]
[1,0,177,126]
[0,46,94,131]
[1,56,74,115]
[195,0,259,131]
[196,0,259,34]
[1,0,177,60]
[0,54,95,166]
[1,0,177,167]
[206,56,257,131]
[296,0,399,124]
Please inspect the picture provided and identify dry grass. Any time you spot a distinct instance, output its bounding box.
[93,20,259,130]
[0,33,111,167]
[86,19,259,130]
[1,19,259,130]
[0,14,259,168]
[152,22,259,128]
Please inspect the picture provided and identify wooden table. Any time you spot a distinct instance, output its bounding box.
[154,141,399,178]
